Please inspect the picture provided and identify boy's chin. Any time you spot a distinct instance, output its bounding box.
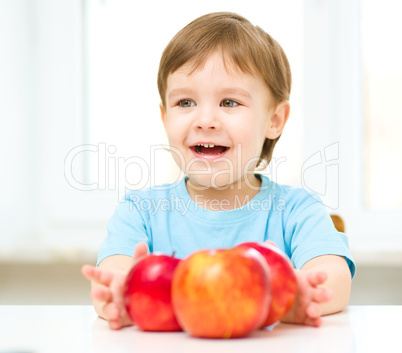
[186,174,234,191]
[185,172,261,192]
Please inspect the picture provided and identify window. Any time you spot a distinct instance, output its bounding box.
[301,0,402,263]
[362,0,402,211]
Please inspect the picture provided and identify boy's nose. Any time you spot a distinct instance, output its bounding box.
[193,108,221,130]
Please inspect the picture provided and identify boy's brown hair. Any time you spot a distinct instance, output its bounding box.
[157,12,291,168]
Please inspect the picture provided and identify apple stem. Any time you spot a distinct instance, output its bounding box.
[171,250,176,257]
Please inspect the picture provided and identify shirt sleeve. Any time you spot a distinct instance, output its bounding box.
[96,192,151,266]
[285,191,356,279]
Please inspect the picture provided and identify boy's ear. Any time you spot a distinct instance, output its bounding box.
[160,104,167,131]
[265,101,290,139]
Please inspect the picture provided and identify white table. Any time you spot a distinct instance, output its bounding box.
[0,305,400,353]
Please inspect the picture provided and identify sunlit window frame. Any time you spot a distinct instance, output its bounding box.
[303,0,402,264]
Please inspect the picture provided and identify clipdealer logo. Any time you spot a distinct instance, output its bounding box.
[64,142,340,209]
[301,142,339,210]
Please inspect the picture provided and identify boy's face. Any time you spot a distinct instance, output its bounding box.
[161,51,288,190]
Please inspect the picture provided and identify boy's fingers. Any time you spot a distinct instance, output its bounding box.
[307,271,327,286]
[109,319,123,330]
[82,264,114,286]
[91,286,112,303]
[104,302,120,321]
[81,264,96,280]
[306,303,321,319]
[264,240,277,247]
[305,316,323,327]
[312,287,333,303]
[133,242,149,260]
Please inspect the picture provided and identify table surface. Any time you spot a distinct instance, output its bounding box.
[0,305,400,353]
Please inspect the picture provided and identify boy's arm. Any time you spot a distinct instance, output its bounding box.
[281,254,352,326]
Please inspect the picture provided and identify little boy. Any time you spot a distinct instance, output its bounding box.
[82,12,355,330]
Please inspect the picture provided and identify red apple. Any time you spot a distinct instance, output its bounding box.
[235,242,297,326]
[124,253,182,331]
[171,247,271,338]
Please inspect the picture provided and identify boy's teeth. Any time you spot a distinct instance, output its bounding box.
[198,144,215,148]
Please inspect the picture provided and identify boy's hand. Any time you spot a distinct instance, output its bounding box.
[81,264,131,330]
[81,242,148,330]
[280,269,333,327]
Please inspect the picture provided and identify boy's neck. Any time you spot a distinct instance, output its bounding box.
[185,174,262,211]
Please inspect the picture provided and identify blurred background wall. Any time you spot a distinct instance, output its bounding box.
[1,0,401,305]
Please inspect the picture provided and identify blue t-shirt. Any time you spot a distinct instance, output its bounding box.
[97,174,356,278]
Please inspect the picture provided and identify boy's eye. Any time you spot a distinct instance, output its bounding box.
[178,99,195,108]
[221,99,239,108]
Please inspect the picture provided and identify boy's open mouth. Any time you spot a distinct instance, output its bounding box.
[191,144,229,155]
